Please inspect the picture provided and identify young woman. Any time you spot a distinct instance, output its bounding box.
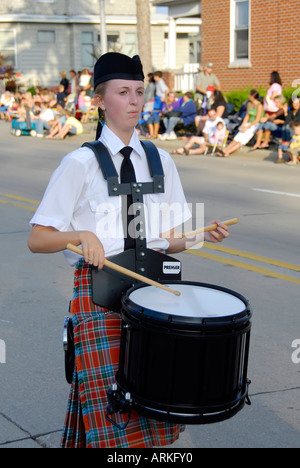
[28,52,229,448]
[216,90,264,157]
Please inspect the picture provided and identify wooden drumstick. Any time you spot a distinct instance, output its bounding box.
[66,243,181,297]
[182,218,239,238]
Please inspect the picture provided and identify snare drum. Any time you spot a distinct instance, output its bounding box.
[116,281,252,424]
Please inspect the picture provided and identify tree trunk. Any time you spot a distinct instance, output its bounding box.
[135,0,153,77]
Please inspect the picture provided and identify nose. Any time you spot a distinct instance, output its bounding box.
[129,90,138,105]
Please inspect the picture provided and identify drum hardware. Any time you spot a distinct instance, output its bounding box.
[105,384,133,430]
[63,311,75,385]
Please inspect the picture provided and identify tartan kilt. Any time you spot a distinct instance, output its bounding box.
[61,260,185,448]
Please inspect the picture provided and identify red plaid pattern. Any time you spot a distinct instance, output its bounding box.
[61,260,184,448]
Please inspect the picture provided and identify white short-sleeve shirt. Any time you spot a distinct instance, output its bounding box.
[30,125,191,265]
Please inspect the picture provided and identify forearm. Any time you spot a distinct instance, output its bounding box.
[28,225,105,268]
[166,233,204,254]
[164,222,229,254]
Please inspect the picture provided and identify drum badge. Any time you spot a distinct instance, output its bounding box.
[162,262,181,274]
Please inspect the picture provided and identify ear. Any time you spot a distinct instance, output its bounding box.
[94,94,105,111]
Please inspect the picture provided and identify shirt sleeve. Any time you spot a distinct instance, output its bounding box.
[30,154,88,231]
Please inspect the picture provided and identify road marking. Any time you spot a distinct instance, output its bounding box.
[0,193,40,205]
[0,193,39,212]
[252,188,300,198]
[0,198,37,212]
[203,243,300,272]
[187,249,300,285]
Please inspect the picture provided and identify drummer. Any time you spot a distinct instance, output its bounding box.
[27,52,229,449]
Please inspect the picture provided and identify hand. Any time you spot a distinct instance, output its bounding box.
[79,231,105,269]
[204,220,229,243]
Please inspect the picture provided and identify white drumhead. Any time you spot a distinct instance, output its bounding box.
[129,284,245,318]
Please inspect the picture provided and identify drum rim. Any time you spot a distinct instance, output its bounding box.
[122,281,252,327]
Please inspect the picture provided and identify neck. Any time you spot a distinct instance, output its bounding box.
[105,121,135,146]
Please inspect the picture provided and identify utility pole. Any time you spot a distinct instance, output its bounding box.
[100,0,107,55]
[135,0,152,77]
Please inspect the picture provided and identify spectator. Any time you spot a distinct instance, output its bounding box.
[153,71,169,102]
[146,95,164,139]
[33,102,56,137]
[79,68,92,96]
[250,94,287,150]
[281,97,300,144]
[77,89,91,123]
[69,70,78,95]
[0,91,15,120]
[52,110,83,139]
[55,84,67,108]
[264,71,282,117]
[144,73,156,104]
[277,97,300,163]
[60,71,69,94]
[195,89,227,134]
[278,120,300,166]
[216,89,263,157]
[159,91,197,141]
[172,107,225,155]
[47,108,67,139]
[194,62,221,111]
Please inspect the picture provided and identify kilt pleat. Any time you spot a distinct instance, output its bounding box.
[61,260,184,448]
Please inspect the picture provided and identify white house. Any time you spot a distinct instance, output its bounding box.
[0,0,201,88]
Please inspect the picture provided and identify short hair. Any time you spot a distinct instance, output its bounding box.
[290,120,300,129]
[184,91,193,100]
[273,94,286,105]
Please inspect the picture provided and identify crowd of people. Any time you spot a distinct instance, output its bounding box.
[0,69,95,139]
[140,67,300,166]
[1,65,300,165]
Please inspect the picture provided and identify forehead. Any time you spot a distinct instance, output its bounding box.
[105,79,144,90]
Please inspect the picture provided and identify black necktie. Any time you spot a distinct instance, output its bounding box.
[120,146,136,250]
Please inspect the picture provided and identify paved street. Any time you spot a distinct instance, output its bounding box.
[0,121,299,448]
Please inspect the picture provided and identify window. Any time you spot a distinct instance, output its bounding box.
[230,0,250,67]
[235,1,249,59]
[37,30,55,43]
[0,29,17,68]
[124,32,137,56]
[81,32,94,68]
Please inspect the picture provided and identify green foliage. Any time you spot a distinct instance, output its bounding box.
[224,86,299,111]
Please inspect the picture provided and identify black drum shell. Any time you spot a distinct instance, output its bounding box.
[117,281,252,424]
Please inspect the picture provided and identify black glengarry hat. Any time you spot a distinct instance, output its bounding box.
[94,52,144,88]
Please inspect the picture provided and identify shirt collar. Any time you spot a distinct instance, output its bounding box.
[99,124,144,159]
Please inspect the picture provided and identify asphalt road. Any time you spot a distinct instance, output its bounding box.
[0,121,299,448]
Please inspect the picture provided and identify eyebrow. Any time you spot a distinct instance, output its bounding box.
[117,86,144,91]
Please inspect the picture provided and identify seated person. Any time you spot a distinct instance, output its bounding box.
[216,90,263,157]
[277,120,300,165]
[251,94,287,150]
[51,110,83,139]
[158,92,197,141]
[195,90,227,134]
[146,96,163,139]
[172,108,225,155]
[77,89,92,123]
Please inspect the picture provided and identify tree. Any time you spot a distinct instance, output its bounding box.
[135,0,153,77]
